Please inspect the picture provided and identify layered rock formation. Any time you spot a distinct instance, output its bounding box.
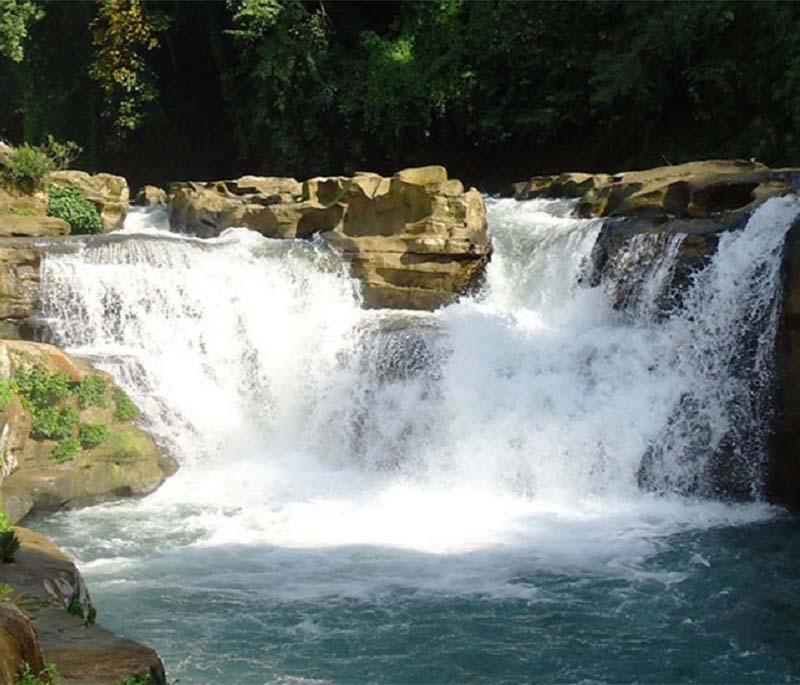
[0,527,166,683]
[169,166,491,309]
[0,340,176,522]
[512,159,798,218]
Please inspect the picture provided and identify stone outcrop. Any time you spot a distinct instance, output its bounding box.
[169,166,490,310]
[0,340,177,522]
[135,184,167,207]
[0,242,43,323]
[0,526,166,684]
[46,170,130,232]
[512,160,798,219]
[0,188,70,238]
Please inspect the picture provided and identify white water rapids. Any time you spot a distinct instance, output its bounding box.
[35,195,800,565]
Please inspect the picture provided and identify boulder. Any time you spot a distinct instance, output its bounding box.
[512,160,796,219]
[168,166,491,310]
[0,602,44,684]
[135,184,167,207]
[0,340,176,522]
[46,170,129,232]
[0,526,166,684]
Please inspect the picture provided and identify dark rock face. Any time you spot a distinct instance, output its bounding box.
[770,215,800,508]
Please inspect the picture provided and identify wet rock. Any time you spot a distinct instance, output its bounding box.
[771,213,800,509]
[135,184,167,207]
[0,526,166,684]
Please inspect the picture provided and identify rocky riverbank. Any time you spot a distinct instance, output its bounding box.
[0,338,172,683]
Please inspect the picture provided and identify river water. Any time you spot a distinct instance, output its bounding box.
[32,196,800,683]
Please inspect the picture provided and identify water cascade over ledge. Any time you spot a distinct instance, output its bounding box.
[31,196,800,683]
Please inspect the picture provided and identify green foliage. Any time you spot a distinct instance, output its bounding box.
[13,366,70,407]
[46,184,102,235]
[0,144,53,194]
[120,675,152,685]
[0,505,13,533]
[50,437,79,463]
[77,375,107,409]
[113,388,140,422]
[29,405,76,441]
[79,423,109,449]
[18,662,60,685]
[0,582,13,601]
[0,0,42,63]
[40,135,81,171]
[89,0,166,138]
[0,530,20,562]
[0,378,12,412]
[67,599,85,619]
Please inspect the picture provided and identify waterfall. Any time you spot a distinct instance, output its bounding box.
[34,195,800,553]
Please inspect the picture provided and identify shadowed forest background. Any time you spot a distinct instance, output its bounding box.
[1,0,800,190]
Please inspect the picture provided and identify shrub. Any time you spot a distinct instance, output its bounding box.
[41,136,82,171]
[50,437,80,463]
[13,366,70,408]
[77,375,107,409]
[46,184,102,235]
[0,531,20,562]
[19,662,60,685]
[113,388,140,421]
[30,405,77,441]
[79,423,109,449]
[0,144,53,194]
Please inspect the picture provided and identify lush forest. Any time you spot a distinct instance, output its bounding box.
[1,0,800,190]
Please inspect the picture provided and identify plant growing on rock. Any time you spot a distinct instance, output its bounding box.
[113,387,140,421]
[77,375,107,408]
[0,530,20,562]
[50,437,80,463]
[18,661,60,685]
[0,378,12,411]
[79,422,109,449]
[120,674,151,685]
[46,183,103,235]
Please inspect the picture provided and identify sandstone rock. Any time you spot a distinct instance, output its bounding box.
[0,243,42,320]
[0,527,166,684]
[46,170,130,232]
[513,160,794,219]
[135,184,167,207]
[0,214,70,237]
[168,166,491,310]
[0,340,176,521]
[0,601,44,684]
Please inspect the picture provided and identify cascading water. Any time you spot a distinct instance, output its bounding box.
[32,196,800,684]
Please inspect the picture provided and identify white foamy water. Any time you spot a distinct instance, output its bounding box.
[36,196,799,570]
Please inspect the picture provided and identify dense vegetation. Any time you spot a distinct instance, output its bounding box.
[1,0,799,189]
